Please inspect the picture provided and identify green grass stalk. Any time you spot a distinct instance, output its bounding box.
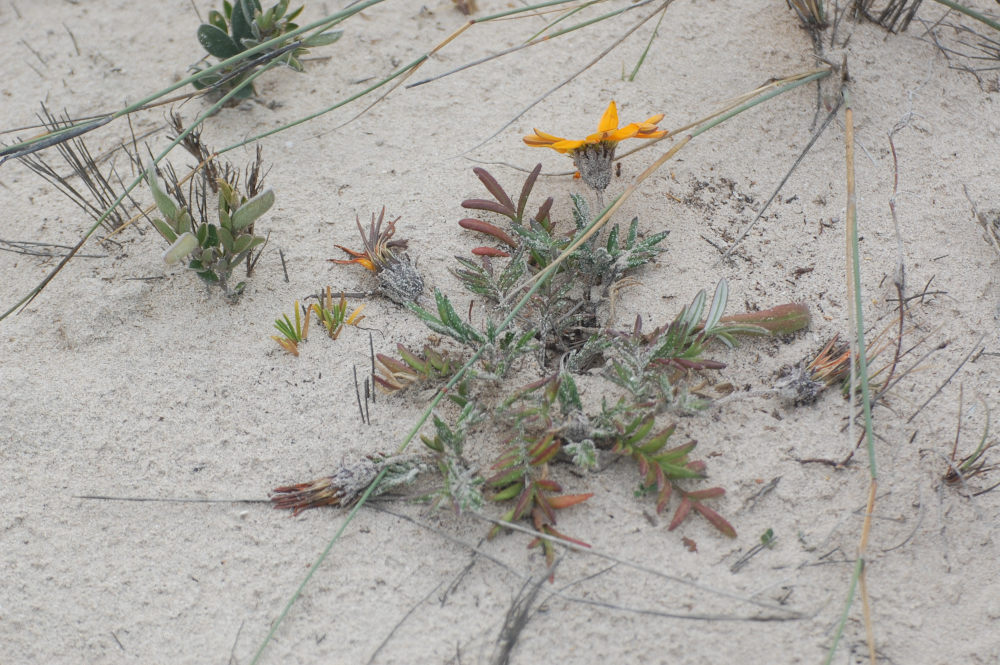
[628,3,667,81]
[931,0,1000,32]
[823,86,878,665]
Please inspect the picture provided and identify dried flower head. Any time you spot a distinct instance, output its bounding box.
[271,455,425,515]
[775,335,851,405]
[524,101,666,191]
[331,207,424,304]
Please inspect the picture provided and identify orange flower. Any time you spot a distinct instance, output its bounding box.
[524,100,666,153]
[524,101,666,191]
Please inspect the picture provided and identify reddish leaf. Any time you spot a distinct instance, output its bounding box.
[546,492,593,510]
[534,478,563,493]
[534,196,554,226]
[529,435,561,466]
[517,163,542,220]
[685,487,726,501]
[471,246,510,257]
[655,483,672,514]
[473,167,517,214]
[719,302,810,335]
[376,353,410,374]
[535,494,557,524]
[545,523,592,549]
[512,486,534,521]
[654,464,667,493]
[668,496,692,531]
[686,460,707,473]
[458,218,517,247]
[692,502,737,538]
[461,198,515,218]
[636,455,650,481]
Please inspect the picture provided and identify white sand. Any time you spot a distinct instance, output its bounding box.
[2,1,999,663]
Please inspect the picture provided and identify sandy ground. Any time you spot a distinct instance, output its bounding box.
[2,0,1000,663]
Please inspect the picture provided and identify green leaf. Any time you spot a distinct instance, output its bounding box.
[196,224,209,246]
[606,223,621,254]
[144,165,180,222]
[232,235,253,254]
[219,206,232,231]
[205,224,219,249]
[152,218,177,243]
[163,232,198,265]
[303,30,343,47]
[217,226,235,254]
[557,373,582,413]
[231,188,274,230]
[491,484,524,502]
[197,24,241,59]
[230,0,255,44]
[177,210,193,234]
[704,279,729,332]
[208,10,228,32]
[624,217,639,247]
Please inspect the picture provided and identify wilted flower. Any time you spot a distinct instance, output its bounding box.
[331,207,424,304]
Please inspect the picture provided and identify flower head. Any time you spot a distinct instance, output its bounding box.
[332,207,408,273]
[330,207,424,304]
[524,101,666,191]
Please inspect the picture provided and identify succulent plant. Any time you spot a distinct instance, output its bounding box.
[192,0,342,100]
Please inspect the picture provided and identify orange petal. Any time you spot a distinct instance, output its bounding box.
[604,123,640,142]
[642,113,664,126]
[638,130,667,140]
[551,139,585,152]
[597,100,619,133]
[523,134,554,147]
[523,129,567,147]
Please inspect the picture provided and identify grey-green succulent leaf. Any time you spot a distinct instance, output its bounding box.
[231,188,274,230]
[303,30,342,47]
[145,165,180,223]
[163,232,199,265]
[152,218,178,244]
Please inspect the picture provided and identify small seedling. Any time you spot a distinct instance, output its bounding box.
[192,0,342,100]
[272,300,309,356]
[944,395,998,494]
[311,286,365,339]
